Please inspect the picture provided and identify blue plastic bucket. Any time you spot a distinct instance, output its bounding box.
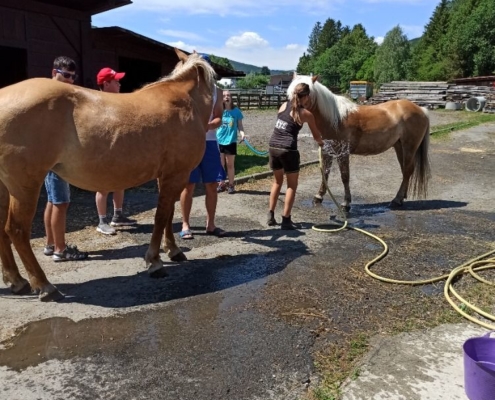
[464,331,495,400]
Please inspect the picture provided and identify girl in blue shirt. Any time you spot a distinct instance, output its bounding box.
[216,90,246,194]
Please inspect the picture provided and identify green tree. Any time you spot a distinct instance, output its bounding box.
[236,72,269,89]
[296,52,313,75]
[374,25,411,86]
[316,19,345,57]
[260,66,271,75]
[313,24,377,92]
[307,21,322,58]
[209,55,234,70]
[410,0,452,80]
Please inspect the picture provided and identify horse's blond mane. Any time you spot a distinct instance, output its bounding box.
[287,75,357,129]
[141,53,216,91]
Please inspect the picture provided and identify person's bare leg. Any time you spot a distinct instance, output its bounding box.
[112,190,125,210]
[95,192,108,217]
[180,183,195,233]
[225,154,236,186]
[269,169,284,213]
[204,182,219,232]
[51,203,69,253]
[44,202,54,246]
[282,172,299,218]
[219,153,226,188]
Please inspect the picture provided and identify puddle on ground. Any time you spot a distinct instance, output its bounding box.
[0,254,296,372]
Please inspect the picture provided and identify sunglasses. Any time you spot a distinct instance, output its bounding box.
[56,69,77,80]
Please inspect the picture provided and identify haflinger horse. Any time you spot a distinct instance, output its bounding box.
[0,48,216,301]
[288,73,431,211]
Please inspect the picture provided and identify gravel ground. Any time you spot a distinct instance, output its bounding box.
[0,108,492,400]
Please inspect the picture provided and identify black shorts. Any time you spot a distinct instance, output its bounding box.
[269,147,300,174]
[219,143,237,155]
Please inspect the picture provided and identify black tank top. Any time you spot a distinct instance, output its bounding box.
[269,102,303,150]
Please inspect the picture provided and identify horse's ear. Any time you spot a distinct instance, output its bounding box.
[175,48,188,62]
[293,71,298,80]
[312,75,319,83]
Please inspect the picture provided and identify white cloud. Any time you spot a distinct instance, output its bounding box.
[375,36,384,45]
[285,44,303,50]
[158,29,204,41]
[125,0,337,16]
[225,32,269,49]
[167,41,195,52]
[400,24,424,39]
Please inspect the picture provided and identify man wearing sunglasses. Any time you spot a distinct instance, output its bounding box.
[93,67,137,235]
[43,56,88,262]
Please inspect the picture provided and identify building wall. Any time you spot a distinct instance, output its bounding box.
[0,2,91,86]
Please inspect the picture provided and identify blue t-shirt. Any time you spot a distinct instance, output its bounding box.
[216,108,244,145]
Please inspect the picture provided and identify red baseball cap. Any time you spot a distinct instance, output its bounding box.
[96,67,125,85]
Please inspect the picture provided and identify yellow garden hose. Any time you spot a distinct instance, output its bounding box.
[312,148,495,329]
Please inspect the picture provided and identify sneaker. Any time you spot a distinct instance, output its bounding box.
[217,183,226,193]
[227,184,235,194]
[110,214,137,227]
[53,244,89,262]
[97,222,116,235]
[281,215,298,230]
[267,211,277,226]
[43,245,54,256]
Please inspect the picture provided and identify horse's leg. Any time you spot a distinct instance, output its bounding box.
[0,181,31,295]
[145,175,188,278]
[391,141,413,207]
[6,189,63,301]
[337,153,351,212]
[313,152,333,204]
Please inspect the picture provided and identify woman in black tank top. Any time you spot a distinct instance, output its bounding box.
[267,82,324,230]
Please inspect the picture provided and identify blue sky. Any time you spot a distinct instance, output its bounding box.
[92,0,438,71]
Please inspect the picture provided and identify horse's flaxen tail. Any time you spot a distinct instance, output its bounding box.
[409,110,431,198]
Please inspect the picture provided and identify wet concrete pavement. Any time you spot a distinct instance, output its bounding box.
[0,122,494,399]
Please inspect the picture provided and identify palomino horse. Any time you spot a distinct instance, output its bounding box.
[0,49,216,301]
[288,73,431,211]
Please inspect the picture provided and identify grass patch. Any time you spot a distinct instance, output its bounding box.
[235,142,269,177]
[430,112,495,139]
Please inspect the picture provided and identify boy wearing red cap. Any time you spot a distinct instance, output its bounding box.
[94,67,137,235]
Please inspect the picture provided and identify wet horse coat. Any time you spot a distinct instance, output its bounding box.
[0,49,215,301]
[288,74,431,210]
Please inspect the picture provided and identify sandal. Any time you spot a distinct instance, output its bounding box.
[206,227,226,237]
[179,229,194,240]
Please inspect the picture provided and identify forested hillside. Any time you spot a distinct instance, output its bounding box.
[296,0,495,92]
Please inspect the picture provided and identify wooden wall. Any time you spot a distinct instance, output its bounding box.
[0,1,91,86]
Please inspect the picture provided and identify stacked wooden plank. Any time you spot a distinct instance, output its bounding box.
[446,85,495,102]
[483,92,495,113]
[369,81,449,106]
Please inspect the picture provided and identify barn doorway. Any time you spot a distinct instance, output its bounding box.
[0,46,27,88]
[118,56,161,93]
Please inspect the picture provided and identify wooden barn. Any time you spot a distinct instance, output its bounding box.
[0,0,244,91]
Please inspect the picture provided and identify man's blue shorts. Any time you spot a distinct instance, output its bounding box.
[44,171,70,204]
[189,141,225,184]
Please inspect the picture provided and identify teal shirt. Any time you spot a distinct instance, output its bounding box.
[216,108,244,145]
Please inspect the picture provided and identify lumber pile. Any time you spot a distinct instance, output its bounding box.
[446,85,495,102]
[483,92,495,113]
[369,81,449,107]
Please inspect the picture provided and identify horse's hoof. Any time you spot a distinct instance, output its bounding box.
[149,267,169,279]
[39,288,65,302]
[389,200,403,208]
[340,204,351,213]
[170,252,187,262]
[313,196,323,205]
[11,280,32,296]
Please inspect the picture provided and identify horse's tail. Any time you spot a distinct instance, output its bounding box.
[409,111,431,198]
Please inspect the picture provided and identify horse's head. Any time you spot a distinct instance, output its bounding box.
[170,48,217,91]
[287,72,319,110]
